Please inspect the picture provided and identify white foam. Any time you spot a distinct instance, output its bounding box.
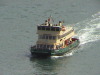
[76,12,100,45]
[51,12,100,59]
[51,51,74,59]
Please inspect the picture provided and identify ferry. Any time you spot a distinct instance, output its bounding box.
[30,17,79,56]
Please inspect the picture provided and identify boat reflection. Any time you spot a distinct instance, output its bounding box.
[30,55,70,75]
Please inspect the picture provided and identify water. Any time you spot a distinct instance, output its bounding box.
[0,0,100,75]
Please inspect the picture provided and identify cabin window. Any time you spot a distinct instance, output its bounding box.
[37,44,39,48]
[42,45,44,48]
[42,35,45,39]
[44,45,46,48]
[40,44,42,48]
[46,27,50,31]
[42,26,45,30]
[38,44,40,48]
[38,26,41,30]
[49,36,52,40]
[53,36,56,40]
[49,45,52,48]
[38,44,54,49]
[47,45,49,48]
[47,45,54,49]
[38,26,61,31]
[39,35,56,40]
[56,28,60,31]
[51,27,55,31]
[51,45,54,48]
[46,36,48,39]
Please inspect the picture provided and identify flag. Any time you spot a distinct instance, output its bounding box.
[48,18,50,22]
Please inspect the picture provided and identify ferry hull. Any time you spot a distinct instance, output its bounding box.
[30,40,79,56]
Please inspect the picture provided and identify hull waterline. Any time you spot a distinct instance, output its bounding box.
[30,39,79,56]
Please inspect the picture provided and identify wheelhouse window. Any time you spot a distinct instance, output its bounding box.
[46,27,50,31]
[56,27,60,31]
[38,26,41,30]
[51,27,55,31]
[38,26,61,31]
[42,26,45,30]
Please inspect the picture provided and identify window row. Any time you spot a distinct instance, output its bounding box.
[36,44,54,49]
[37,26,61,31]
[39,35,56,40]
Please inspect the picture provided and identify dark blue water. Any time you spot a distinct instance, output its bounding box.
[0,0,100,75]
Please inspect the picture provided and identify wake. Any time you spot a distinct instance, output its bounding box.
[51,51,74,59]
[51,12,100,59]
[76,12,100,45]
